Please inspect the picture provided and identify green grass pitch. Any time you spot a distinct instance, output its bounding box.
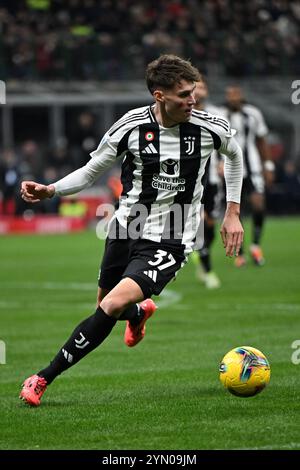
[0,217,300,450]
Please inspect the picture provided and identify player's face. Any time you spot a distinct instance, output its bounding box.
[225,87,243,111]
[155,80,196,125]
[193,81,208,109]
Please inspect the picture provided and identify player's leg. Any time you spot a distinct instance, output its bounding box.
[99,277,156,347]
[97,245,153,327]
[19,233,156,405]
[98,218,155,324]
[95,228,158,340]
[97,287,110,305]
[120,240,186,346]
[199,215,214,273]
[19,300,118,406]
[20,228,129,405]
[97,286,148,324]
[199,215,221,288]
[38,235,134,380]
[19,279,146,406]
[197,183,221,287]
[249,190,265,265]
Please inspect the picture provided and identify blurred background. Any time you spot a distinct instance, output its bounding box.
[1,2,300,451]
[0,0,299,232]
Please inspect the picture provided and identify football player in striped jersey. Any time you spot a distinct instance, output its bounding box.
[219,86,273,267]
[19,55,243,406]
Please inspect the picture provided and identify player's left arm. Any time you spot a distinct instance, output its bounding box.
[218,134,244,257]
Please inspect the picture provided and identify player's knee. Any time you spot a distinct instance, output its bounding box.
[97,287,110,306]
[251,193,265,211]
[100,295,127,318]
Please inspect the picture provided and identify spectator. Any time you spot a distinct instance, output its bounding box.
[69,111,98,167]
[0,148,19,214]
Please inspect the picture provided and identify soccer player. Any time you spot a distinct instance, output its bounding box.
[191,80,224,289]
[219,86,272,267]
[19,55,244,406]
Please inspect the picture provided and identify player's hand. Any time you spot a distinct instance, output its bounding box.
[20,181,55,203]
[220,204,244,257]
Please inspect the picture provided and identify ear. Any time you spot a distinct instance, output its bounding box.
[153,90,164,103]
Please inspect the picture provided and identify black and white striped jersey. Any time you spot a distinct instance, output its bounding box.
[218,104,268,179]
[203,103,223,186]
[54,105,243,253]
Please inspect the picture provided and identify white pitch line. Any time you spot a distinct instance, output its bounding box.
[0,300,94,310]
[0,301,21,308]
[0,281,95,291]
[0,281,182,310]
[155,289,182,309]
[208,303,300,312]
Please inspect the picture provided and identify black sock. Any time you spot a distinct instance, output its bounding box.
[38,307,116,384]
[253,211,264,245]
[199,247,211,272]
[119,304,145,326]
[199,224,215,273]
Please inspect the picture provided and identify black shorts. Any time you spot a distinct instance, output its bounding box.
[98,221,186,299]
[242,174,265,195]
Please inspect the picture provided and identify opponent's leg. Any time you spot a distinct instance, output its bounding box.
[199,217,221,288]
[249,192,265,266]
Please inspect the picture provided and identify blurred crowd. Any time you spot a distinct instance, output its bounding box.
[1,0,300,217]
[0,0,300,81]
[0,110,102,215]
[1,109,300,216]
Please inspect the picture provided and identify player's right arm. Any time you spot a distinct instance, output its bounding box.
[21,116,133,203]
[217,130,244,257]
[21,181,55,202]
[21,151,115,203]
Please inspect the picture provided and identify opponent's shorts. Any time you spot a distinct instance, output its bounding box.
[201,182,221,218]
[243,173,265,195]
[98,220,186,298]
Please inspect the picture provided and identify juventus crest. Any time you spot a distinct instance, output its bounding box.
[184,136,196,155]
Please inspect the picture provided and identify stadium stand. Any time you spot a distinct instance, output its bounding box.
[0,0,299,80]
[0,0,300,226]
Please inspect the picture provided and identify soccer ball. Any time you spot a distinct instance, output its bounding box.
[219,346,271,397]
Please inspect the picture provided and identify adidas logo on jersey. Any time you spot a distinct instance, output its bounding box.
[143,270,157,282]
[142,143,158,154]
